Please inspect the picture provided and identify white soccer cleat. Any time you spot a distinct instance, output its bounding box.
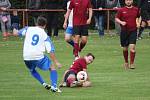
[59,82,67,87]
[51,86,62,93]
[43,83,51,90]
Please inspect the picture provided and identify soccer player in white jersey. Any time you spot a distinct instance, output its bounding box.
[64,0,74,48]
[14,16,62,93]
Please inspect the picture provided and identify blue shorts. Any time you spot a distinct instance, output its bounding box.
[24,55,51,71]
[66,26,74,35]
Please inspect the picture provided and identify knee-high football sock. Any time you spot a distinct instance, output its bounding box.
[50,70,58,88]
[123,50,128,63]
[74,43,79,57]
[130,51,136,65]
[67,40,74,47]
[31,69,44,84]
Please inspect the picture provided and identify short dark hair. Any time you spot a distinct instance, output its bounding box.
[37,16,47,26]
[86,53,95,60]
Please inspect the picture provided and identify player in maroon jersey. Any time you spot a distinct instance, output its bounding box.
[63,0,93,59]
[59,53,95,87]
[115,0,140,69]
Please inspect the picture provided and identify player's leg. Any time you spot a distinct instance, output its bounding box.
[73,26,80,58]
[59,70,69,87]
[80,36,87,52]
[129,44,136,69]
[37,56,58,91]
[66,74,76,87]
[65,27,74,47]
[123,47,129,69]
[79,25,88,52]
[5,14,11,36]
[50,64,61,92]
[62,70,77,87]
[129,30,137,69]
[120,30,129,69]
[37,55,61,92]
[38,56,58,92]
[98,15,104,37]
[0,16,7,40]
[24,60,46,86]
[138,21,146,39]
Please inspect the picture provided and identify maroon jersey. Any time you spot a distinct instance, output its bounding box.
[69,58,87,74]
[116,6,140,32]
[69,0,92,26]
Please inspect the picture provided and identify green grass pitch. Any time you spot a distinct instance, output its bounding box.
[0,32,150,100]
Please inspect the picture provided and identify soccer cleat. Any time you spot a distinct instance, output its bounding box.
[59,82,67,87]
[130,64,135,69]
[43,83,51,90]
[123,63,129,70]
[51,86,62,93]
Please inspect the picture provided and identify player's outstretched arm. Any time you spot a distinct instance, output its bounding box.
[13,27,28,37]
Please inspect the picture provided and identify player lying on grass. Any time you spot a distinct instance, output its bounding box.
[59,53,95,87]
[13,16,62,93]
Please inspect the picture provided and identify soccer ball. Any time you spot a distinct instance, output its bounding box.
[77,71,87,82]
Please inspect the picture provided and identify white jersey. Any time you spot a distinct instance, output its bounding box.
[18,26,55,60]
[67,1,73,27]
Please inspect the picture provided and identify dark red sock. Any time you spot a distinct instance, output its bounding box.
[79,42,86,52]
[130,51,136,64]
[123,50,128,63]
[74,43,79,57]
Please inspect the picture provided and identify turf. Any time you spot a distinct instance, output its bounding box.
[0,32,150,100]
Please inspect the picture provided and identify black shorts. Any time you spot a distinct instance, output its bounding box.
[73,25,88,36]
[64,70,77,82]
[141,10,150,21]
[120,30,137,47]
